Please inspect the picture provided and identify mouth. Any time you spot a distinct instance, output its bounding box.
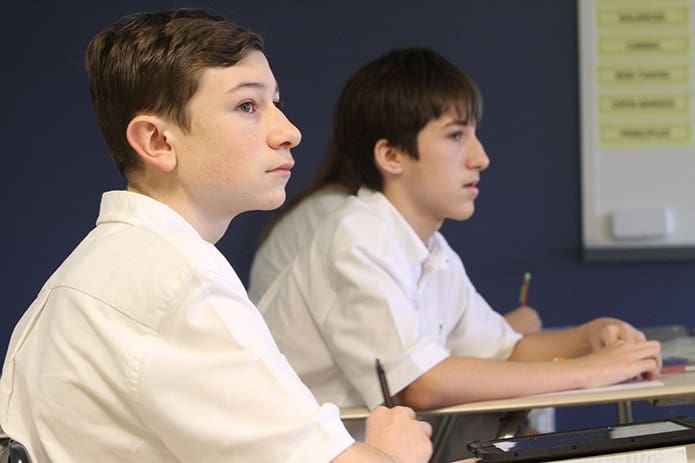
[464,178,479,189]
[267,161,295,174]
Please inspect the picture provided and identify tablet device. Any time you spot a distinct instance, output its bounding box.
[468,416,695,462]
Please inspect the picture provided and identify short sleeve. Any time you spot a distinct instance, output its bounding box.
[137,268,355,463]
[446,270,522,359]
[317,217,450,410]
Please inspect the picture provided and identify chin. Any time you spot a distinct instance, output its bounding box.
[450,207,475,221]
[260,192,287,211]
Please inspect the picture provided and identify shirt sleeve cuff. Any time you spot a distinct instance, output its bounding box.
[364,339,450,410]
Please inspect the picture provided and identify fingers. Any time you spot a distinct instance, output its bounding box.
[364,405,433,463]
[394,405,417,419]
[598,323,621,347]
[639,339,663,371]
[632,328,647,343]
[618,339,662,380]
[420,418,433,438]
[639,354,662,381]
[387,406,432,437]
[642,365,661,381]
[583,338,662,387]
[616,323,646,344]
[598,321,647,348]
[649,340,662,370]
[617,338,661,361]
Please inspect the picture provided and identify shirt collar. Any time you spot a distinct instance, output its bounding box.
[356,187,449,271]
[97,190,202,239]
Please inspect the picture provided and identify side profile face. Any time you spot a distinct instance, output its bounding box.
[396,110,489,237]
[167,50,301,229]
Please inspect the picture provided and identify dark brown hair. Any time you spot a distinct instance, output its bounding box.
[334,47,482,192]
[85,9,264,175]
[259,47,482,243]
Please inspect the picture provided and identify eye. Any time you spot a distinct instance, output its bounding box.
[238,101,257,113]
[449,131,464,141]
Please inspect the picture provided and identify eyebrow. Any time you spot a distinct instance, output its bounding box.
[227,81,280,96]
[443,119,470,128]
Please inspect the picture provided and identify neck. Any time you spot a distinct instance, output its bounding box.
[380,187,441,245]
[126,183,230,244]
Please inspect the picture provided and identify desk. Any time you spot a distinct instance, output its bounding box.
[343,373,695,463]
[340,371,695,421]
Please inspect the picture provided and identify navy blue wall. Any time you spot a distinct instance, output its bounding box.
[4,0,694,430]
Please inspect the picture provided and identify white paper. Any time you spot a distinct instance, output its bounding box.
[548,445,687,463]
[529,380,664,398]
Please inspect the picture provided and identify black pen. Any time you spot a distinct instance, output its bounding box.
[375,358,394,407]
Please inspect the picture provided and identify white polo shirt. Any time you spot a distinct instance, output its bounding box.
[0,191,354,462]
[248,184,350,303]
[259,188,522,410]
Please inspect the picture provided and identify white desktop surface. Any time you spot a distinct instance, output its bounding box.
[341,371,695,421]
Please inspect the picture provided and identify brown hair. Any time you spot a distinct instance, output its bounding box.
[259,47,482,243]
[85,9,263,175]
[334,47,482,192]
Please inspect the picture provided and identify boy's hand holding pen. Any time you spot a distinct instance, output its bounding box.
[372,358,434,459]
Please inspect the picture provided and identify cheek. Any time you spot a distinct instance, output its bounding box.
[430,157,459,183]
[201,127,255,167]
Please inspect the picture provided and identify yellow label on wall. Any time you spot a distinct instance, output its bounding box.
[599,93,690,114]
[599,36,690,55]
[600,123,692,146]
[598,65,690,86]
[597,6,689,27]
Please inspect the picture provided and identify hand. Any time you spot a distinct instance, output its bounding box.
[364,406,432,463]
[504,306,542,334]
[573,339,662,387]
[584,317,647,350]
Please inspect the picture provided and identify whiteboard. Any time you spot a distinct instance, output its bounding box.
[578,0,695,261]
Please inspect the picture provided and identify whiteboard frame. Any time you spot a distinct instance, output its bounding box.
[579,0,695,261]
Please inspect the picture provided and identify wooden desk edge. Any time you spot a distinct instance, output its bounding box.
[340,372,695,421]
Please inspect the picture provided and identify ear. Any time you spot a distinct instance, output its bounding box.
[126,115,177,173]
[373,138,404,177]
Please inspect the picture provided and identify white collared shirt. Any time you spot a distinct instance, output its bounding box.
[0,191,353,462]
[249,184,350,303]
[259,188,522,410]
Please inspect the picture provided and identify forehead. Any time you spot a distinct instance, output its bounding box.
[194,50,277,96]
[422,109,470,130]
[445,100,477,124]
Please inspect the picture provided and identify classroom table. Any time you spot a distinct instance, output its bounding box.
[340,371,695,422]
[341,371,695,463]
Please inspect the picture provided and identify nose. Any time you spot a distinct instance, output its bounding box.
[468,133,490,171]
[268,106,302,149]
